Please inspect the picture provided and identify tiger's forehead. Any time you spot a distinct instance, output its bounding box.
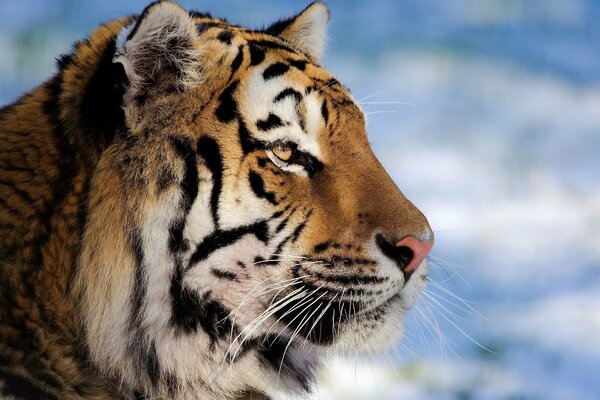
[190,20,365,149]
[238,60,331,156]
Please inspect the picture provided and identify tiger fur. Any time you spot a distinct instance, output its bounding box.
[0,2,434,399]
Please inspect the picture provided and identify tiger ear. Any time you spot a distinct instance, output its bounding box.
[265,2,330,61]
[113,1,200,99]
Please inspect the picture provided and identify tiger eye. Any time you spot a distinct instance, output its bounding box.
[272,143,294,162]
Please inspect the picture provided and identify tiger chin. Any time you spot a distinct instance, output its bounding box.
[0,1,433,399]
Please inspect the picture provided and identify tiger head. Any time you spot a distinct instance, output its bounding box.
[73,1,433,398]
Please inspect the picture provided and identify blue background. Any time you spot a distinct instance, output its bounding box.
[1,1,599,399]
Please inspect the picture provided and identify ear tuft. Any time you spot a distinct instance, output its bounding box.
[266,2,330,61]
[114,1,200,98]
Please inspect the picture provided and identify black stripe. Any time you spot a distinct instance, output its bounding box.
[170,259,200,333]
[230,45,244,75]
[165,373,178,398]
[290,210,312,242]
[199,298,234,350]
[197,137,223,228]
[238,119,259,155]
[313,241,330,253]
[169,269,235,349]
[249,44,265,66]
[274,211,310,254]
[275,206,296,234]
[79,38,125,159]
[127,228,163,387]
[217,30,234,44]
[147,341,160,387]
[320,100,329,123]
[288,59,307,71]
[168,137,198,253]
[274,88,302,104]
[290,151,324,178]
[257,157,268,168]
[274,231,294,255]
[187,221,269,268]
[270,208,286,219]
[256,113,284,131]
[196,22,211,35]
[263,62,289,80]
[55,52,74,73]
[211,268,237,281]
[249,39,298,55]
[215,80,239,123]
[307,270,387,285]
[249,171,278,205]
[128,229,146,333]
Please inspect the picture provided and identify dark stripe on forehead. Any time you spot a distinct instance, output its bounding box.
[249,44,266,66]
[288,59,307,71]
[230,45,244,75]
[197,136,223,228]
[256,113,284,131]
[216,80,238,123]
[248,39,298,55]
[239,120,260,155]
[217,30,234,44]
[274,88,302,104]
[263,62,289,80]
[196,23,212,35]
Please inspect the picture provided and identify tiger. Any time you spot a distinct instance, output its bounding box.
[0,1,434,399]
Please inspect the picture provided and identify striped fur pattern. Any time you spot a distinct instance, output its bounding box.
[0,2,433,399]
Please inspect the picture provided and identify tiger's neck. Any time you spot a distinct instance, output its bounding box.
[0,20,132,399]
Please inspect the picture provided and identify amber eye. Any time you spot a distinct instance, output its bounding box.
[272,142,294,162]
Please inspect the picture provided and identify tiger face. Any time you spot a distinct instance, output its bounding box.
[75,2,433,398]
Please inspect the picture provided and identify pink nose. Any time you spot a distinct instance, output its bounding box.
[396,236,434,274]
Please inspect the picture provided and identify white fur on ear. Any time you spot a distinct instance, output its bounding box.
[267,2,330,61]
[113,1,201,93]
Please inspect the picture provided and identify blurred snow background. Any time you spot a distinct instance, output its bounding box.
[1,1,599,399]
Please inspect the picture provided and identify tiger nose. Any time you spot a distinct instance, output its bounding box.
[376,233,434,279]
[396,236,434,274]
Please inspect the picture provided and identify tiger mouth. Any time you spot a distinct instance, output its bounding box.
[269,275,404,346]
